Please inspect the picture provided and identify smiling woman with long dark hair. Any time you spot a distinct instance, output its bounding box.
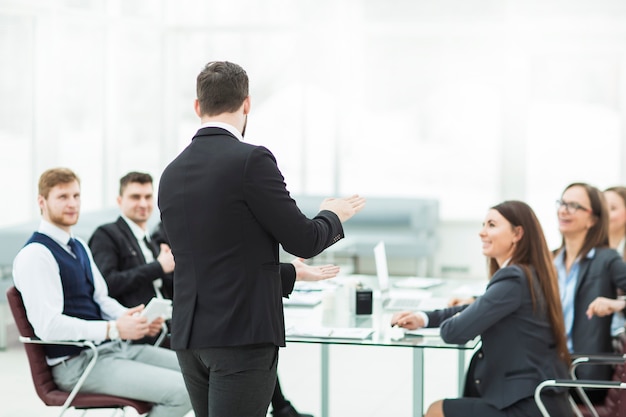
[391,200,572,417]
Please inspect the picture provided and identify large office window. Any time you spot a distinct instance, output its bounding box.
[0,13,34,225]
[2,0,626,232]
[526,54,623,248]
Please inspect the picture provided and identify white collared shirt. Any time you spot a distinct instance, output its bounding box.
[12,220,127,345]
[120,215,155,263]
[199,121,243,141]
[120,216,163,294]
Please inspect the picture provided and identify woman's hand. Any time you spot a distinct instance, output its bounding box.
[390,311,425,330]
[447,296,476,307]
[586,296,626,318]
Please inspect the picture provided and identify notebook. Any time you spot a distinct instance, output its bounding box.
[286,325,374,340]
[282,291,323,307]
[374,241,431,310]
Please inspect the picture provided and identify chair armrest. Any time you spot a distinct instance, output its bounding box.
[545,379,626,389]
[535,379,626,417]
[154,321,168,347]
[569,352,626,413]
[571,354,626,368]
[18,336,100,409]
[19,336,97,351]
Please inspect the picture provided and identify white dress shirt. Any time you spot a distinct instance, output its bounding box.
[120,215,163,296]
[120,215,155,263]
[12,220,127,344]
[199,120,244,141]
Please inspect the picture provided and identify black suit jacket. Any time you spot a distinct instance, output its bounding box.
[426,265,569,410]
[158,127,344,350]
[88,217,173,308]
[569,247,626,381]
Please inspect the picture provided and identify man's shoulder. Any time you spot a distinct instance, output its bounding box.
[14,238,55,265]
[89,218,128,243]
[489,265,527,285]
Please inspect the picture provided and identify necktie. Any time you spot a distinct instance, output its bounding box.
[143,236,158,259]
[68,237,96,290]
[143,236,164,299]
[68,238,86,267]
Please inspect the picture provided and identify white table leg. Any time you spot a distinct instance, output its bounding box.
[413,348,424,417]
[321,344,329,417]
[457,349,466,395]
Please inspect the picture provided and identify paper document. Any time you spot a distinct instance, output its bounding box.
[141,297,172,322]
[293,281,337,291]
[404,327,440,337]
[452,283,486,297]
[393,277,444,289]
[415,297,449,310]
[286,326,374,340]
[283,292,323,307]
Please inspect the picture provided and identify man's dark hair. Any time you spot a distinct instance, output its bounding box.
[196,61,249,116]
[119,171,153,196]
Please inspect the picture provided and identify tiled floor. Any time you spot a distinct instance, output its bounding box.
[0,315,469,417]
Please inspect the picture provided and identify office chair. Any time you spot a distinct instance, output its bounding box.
[154,321,168,347]
[535,332,626,417]
[6,285,152,417]
[535,379,626,417]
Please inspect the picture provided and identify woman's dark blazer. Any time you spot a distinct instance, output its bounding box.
[426,265,569,410]
[568,247,626,381]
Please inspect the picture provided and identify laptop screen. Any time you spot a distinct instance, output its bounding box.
[374,241,390,294]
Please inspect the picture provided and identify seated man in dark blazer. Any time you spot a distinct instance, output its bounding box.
[89,171,174,345]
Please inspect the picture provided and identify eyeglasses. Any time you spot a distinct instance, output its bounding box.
[555,199,591,214]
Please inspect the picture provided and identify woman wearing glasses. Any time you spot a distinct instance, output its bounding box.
[602,186,626,336]
[554,182,626,403]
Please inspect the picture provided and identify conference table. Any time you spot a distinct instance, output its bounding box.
[284,275,482,417]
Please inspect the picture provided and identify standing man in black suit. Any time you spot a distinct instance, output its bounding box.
[89,171,174,345]
[158,60,365,417]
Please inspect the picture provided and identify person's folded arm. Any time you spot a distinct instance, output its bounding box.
[89,228,164,298]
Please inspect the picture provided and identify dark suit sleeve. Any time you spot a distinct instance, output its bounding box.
[435,268,523,344]
[608,250,626,291]
[279,263,296,297]
[151,222,169,246]
[605,250,626,314]
[425,305,467,328]
[243,146,344,258]
[88,226,165,299]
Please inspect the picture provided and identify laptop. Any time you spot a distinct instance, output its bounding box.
[374,241,431,310]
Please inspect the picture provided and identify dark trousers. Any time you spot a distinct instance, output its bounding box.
[177,344,278,417]
[271,377,290,411]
